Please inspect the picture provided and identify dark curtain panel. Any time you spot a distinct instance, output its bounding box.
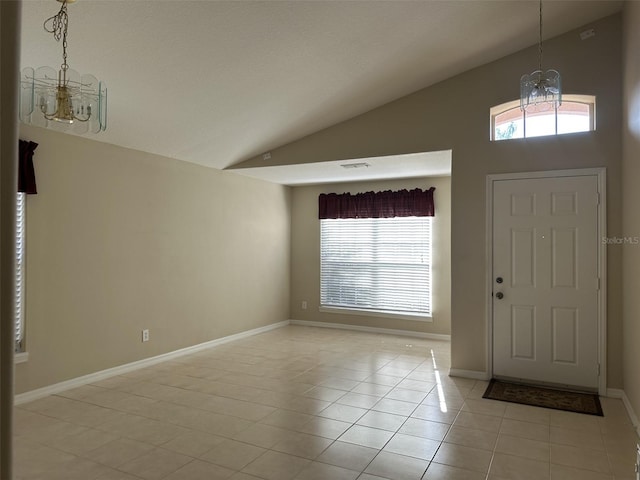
[319,187,435,219]
[18,140,38,194]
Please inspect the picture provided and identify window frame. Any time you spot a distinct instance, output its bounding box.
[319,216,433,322]
[15,192,27,358]
[490,94,596,141]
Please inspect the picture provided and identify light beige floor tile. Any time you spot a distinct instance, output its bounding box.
[318,403,368,423]
[84,437,156,468]
[272,431,333,459]
[421,392,465,410]
[423,462,487,480]
[385,387,427,403]
[352,383,394,397]
[259,408,314,430]
[608,450,638,477]
[550,443,611,474]
[22,419,90,444]
[161,430,225,457]
[32,456,114,480]
[398,417,450,441]
[228,473,264,480]
[599,398,631,421]
[411,404,458,424]
[444,425,497,450]
[364,451,429,480]
[200,439,266,470]
[95,470,145,480]
[336,392,381,409]
[496,433,550,461]
[453,411,502,432]
[489,452,550,480]
[163,459,235,480]
[396,379,435,393]
[242,450,311,480]
[118,447,192,480]
[432,441,492,473]
[293,461,359,480]
[364,374,403,387]
[549,410,601,433]
[232,422,291,448]
[461,398,508,417]
[316,440,379,471]
[372,398,417,416]
[19,328,638,480]
[603,429,640,455]
[499,417,550,442]
[295,416,352,439]
[303,386,348,402]
[550,464,615,480]
[550,425,605,450]
[339,424,395,449]
[357,410,407,432]
[503,403,551,425]
[49,427,119,455]
[382,433,439,460]
[319,377,361,391]
[57,385,110,401]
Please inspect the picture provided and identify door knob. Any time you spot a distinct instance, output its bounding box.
[496,277,503,284]
[495,292,504,299]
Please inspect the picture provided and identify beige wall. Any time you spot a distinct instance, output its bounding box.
[622,3,640,427]
[16,125,291,394]
[291,176,451,335]
[234,14,623,386]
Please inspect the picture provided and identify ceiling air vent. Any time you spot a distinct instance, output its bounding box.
[341,162,370,169]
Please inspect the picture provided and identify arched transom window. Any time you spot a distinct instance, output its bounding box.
[490,94,596,141]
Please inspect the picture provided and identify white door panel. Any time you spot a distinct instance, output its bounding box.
[492,175,599,389]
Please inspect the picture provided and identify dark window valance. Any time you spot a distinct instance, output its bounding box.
[18,140,38,194]
[319,187,435,219]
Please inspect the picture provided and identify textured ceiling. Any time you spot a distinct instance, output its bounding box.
[20,0,623,170]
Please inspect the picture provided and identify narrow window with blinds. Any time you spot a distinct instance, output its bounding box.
[320,216,432,318]
[16,192,25,352]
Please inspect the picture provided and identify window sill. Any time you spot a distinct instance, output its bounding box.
[319,306,432,322]
[15,352,29,364]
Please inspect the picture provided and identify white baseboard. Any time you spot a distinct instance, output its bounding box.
[289,319,451,341]
[607,388,640,437]
[448,368,490,381]
[606,388,624,399]
[14,320,289,406]
[621,391,640,438]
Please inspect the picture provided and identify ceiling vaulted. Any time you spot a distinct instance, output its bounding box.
[20,0,622,170]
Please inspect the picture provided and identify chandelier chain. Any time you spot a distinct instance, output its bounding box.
[44,0,69,71]
[538,0,543,72]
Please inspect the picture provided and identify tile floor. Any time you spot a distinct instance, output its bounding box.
[13,325,639,480]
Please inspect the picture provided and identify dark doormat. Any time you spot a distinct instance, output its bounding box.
[483,379,603,416]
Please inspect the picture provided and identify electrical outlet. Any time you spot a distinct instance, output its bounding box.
[301,301,307,310]
[142,329,150,342]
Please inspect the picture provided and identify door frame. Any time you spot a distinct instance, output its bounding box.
[485,168,607,395]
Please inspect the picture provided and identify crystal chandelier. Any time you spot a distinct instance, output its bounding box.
[20,0,107,134]
[520,0,561,112]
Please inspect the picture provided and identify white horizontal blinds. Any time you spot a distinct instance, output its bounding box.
[16,192,25,352]
[321,217,431,316]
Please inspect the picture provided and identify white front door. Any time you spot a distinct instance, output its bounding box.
[492,174,600,390]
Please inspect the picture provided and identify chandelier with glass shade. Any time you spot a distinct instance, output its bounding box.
[20,0,107,134]
[520,0,561,112]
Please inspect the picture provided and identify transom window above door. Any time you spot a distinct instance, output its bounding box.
[490,94,596,141]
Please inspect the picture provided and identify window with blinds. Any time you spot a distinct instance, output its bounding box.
[320,216,431,317]
[16,192,25,352]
